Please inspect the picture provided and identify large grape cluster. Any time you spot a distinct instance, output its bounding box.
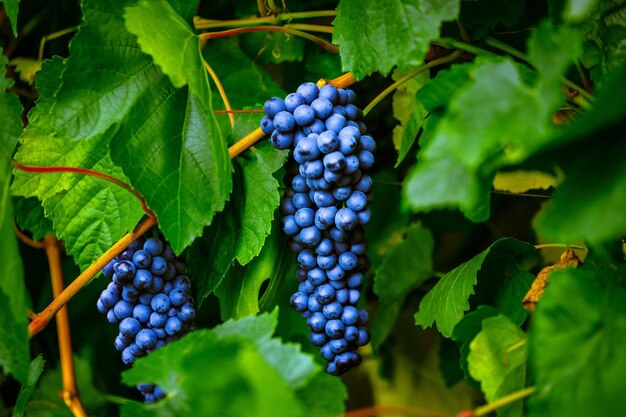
[97,234,195,402]
[261,82,374,375]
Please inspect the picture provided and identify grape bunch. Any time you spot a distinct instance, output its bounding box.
[96,234,195,402]
[261,82,374,375]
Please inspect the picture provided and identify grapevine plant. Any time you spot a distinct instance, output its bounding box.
[0,0,624,416]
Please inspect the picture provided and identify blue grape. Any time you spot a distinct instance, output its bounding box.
[296,82,318,104]
[132,250,152,269]
[316,130,339,154]
[325,114,346,133]
[133,304,151,324]
[284,92,304,112]
[293,105,315,126]
[323,302,343,319]
[341,306,359,326]
[290,292,308,312]
[143,238,163,256]
[136,329,157,350]
[311,98,334,119]
[307,312,327,332]
[323,152,346,172]
[325,319,345,338]
[164,317,183,336]
[260,115,274,134]
[270,130,294,150]
[335,208,358,232]
[133,269,153,290]
[318,84,339,103]
[264,97,286,117]
[273,111,296,132]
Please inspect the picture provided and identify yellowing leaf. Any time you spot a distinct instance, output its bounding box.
[493,170,561,194]
[10,58,41,85]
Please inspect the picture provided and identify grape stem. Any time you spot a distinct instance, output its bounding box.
[39,26,79,61]
[27,216,157,339]
[14,222,45,249]
[202,57,235,127]
[193,10,338,30]
[228,72,357,159]
[534,243,587,251]
[43,236,89,417]
[362,51,462,116]
[12,161,155,218]
[199,26,338,53]
[471,386,536,417]
[343,405,448,417]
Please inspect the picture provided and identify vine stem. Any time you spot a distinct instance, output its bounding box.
[199,26,338,53]
[194,10,338,30]
[434,37,594,105]
[534,243,587,251]
[472,386,536,417]
[283,23,333,33]
[202,58,235,127]
[362,51,462,116]
[44,236,88,417]
[28,216,157,339]
[344,405,448,417]
[228,72,357,159]
[38,26,79,61]
[14,223,45,249]
[256,0,266,16]
[13,161,154,218]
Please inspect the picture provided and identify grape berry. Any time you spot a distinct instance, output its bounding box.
[262,82,373,375]
[97,234,195,402]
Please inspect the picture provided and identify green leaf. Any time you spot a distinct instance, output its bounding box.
[214,310,319,389]
[528,266,626,417]
[305,49,343,82]
[13,197,54,241]
[460,0,525,39]
[215,222,290,320]
[333,0,461,79]
[124,0,210,108]
[0,50,29,385]
[29,353,106,416]
[406,23,582,221]
[468,314,528,417]
[12,356,45,417]
[12,0,232,263]
[122,317,316,417]
[452,305,501,386]
[416,62,473,111]
[187,117,287,301]
[1,0,19,36]
[415,238,534,337]
[391,69,428,166]
[372,223,434,349]
[563,0,599,22]
[295,373,347,417]
[534,131,626,244]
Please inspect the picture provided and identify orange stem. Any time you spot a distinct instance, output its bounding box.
[44,236,88,417]
[203,58,235,127]
[13,161,154,218]
[343,405,449,417]
[28,216,157,338]
[14,223,45,249]
[228,72,357,159]
[200,26,338,53]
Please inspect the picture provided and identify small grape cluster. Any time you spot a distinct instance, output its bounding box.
[261,82,374,375]
[97,234,195,402]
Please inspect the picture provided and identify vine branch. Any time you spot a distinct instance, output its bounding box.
[28,216,157,338]
[228,72,357,159]
[202,57,235,127]
[363,51,462,116]
[456,386,536,417]
[44,236,88,417]
[13,161,154,218]
[199,26,338,53]
[194,10,337,30]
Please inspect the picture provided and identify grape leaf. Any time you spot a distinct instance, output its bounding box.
[392,69,428,166]
[405,24,582,221]
[1,0,19,36]
[305,49,343,82]
[295,373,347,417]
[13,197,54,241]
[416,62,473,111]
[534,127,626,244]
[214,310,319,389]
[124,0,211,107]
[187,116,287,302]
[215,222,290,320]
[528,266,626,417]
[372,223,434,349]
[468,314,528,417]
[27,353,106,417]
[460,0,525,39]
[452,305,500,386]
[121,317,318,417]
[333,0,461,79]
[12,356,45,417]
[9,57,41,85]
[12,0,232,265]
[563,0,599,22]
[415,238,534,337]
[0,50,29,385]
